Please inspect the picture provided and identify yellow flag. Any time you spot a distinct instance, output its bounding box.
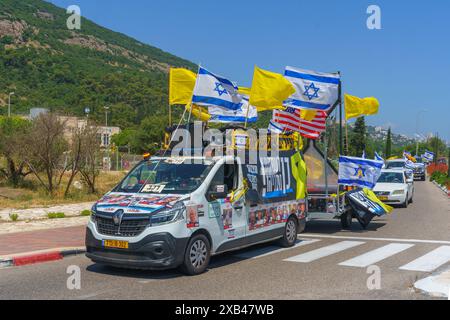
[169,68,197,105]
[249,67,296,111]
[345,94,380,120]
[291,152,307,200]
[363,188,394,214]
[238,86,251,96]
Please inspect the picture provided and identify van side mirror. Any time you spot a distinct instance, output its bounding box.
[246,189,261,207]
[207,184,228,201]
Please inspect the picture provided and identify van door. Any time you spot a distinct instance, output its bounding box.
[206,160,247,252]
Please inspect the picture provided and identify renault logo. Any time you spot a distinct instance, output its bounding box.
[113,210,124,226]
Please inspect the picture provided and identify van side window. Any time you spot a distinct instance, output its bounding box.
[209,162,238,193]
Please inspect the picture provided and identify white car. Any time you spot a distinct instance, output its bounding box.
[373,169,414,208]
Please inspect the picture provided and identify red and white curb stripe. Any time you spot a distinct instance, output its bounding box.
[0,247,86,269]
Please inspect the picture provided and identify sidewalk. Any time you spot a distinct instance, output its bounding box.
[0,225,86,257]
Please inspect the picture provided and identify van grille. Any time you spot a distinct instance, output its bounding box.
[95,216,150,237]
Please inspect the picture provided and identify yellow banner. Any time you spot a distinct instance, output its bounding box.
[249,67,295,111]
[169,68,197,105]
[345,94,379,120]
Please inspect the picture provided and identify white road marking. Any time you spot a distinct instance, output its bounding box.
[299,234,450,245]
[284,241,365,263]
[233,238,320,260]
[339,243,415,268]
[399,246,450,272]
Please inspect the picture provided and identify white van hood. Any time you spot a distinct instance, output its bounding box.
[95,192,190,214]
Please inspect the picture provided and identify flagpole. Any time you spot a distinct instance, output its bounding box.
[338,72,343,156]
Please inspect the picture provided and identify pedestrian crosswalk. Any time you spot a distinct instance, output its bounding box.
[233,238,450,273]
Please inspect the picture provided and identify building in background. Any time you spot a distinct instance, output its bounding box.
[27,108,120,148]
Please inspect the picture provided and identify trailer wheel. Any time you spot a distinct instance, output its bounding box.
[279,216,298,248]
[179,234,211,276]
[340,211,353,230]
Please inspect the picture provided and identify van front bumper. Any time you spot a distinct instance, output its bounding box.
[85,228,189,270]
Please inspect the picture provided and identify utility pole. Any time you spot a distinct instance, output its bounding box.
[8,92,14,117]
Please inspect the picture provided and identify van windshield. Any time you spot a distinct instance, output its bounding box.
[114,159,214,194]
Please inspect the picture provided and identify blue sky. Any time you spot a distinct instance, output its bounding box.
[49,0,450,141]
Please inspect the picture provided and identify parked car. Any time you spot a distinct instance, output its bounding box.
[373,169,414,208]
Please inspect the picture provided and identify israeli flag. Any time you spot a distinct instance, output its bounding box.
[338,156,384,189]
[268,120,284,134]
[423,150,435,161]
[405,159,416,170]
[284,66,340,111]
[374,152,384,161]
[192,67,243,110]
[208,97,258,123]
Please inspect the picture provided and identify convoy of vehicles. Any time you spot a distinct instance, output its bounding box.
[85,126,425,275]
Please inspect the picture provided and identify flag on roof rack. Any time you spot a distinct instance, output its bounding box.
[268,120,284,134]
[338,156,384,189]
[272,107,327,140]
[423,150,435,162]
[208,96,258,123]
[374,152,384,161]
[192,67,243,110]
[284,66,340,112]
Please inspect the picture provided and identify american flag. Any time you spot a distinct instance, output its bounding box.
[272,107,327,140]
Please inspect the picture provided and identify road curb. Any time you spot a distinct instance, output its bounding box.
[0,247,86,269]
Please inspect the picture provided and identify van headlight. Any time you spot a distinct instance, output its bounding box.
[150,202,186,226]
[392,190,405,195]
[90,204,97,222]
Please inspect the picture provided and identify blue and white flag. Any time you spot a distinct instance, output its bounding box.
[423,150,435,162]
[268,120,284,134]
[208,97,258,123]
[374,152,384,161]
[338,156,384,189]
[361,150,366,159]
[192,67,243,110]
[283,66,340,111]
[405,159,416,171]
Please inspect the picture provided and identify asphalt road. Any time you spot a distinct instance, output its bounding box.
[1,180,449,300]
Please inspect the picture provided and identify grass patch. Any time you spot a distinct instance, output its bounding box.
[47,212,66,219]
[0,171,126,209]
[9,213,19,221]
[80,209,91,216]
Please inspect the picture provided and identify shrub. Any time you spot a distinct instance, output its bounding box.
[47,212,66,219]
[80,210,91,216]
[9,213,19,222]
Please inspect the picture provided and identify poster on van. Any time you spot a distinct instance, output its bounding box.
[186,204,199,228]
[242,150,299,204]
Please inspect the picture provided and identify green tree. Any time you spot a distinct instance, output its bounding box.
[349,117,366,157]
[385,127,392,158]
[0,116,32,186]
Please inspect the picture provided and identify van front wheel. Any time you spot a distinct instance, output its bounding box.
[279,217,298,248]
[180,234,211,276]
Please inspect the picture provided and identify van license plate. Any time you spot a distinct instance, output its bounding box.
[103,240,129,249]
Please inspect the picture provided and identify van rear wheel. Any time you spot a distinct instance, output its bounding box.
[279,217,298,248]
[180,234,211,276]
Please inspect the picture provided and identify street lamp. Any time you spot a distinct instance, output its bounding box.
[416,109,428,156]
[8,92,14,117]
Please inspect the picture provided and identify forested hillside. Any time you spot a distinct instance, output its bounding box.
[0,0,195,131]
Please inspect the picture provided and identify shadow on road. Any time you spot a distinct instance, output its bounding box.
[304,220,387,234]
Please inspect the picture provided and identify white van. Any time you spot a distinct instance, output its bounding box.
[86,146,307,275]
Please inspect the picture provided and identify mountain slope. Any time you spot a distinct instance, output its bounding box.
[0,0,195,127]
